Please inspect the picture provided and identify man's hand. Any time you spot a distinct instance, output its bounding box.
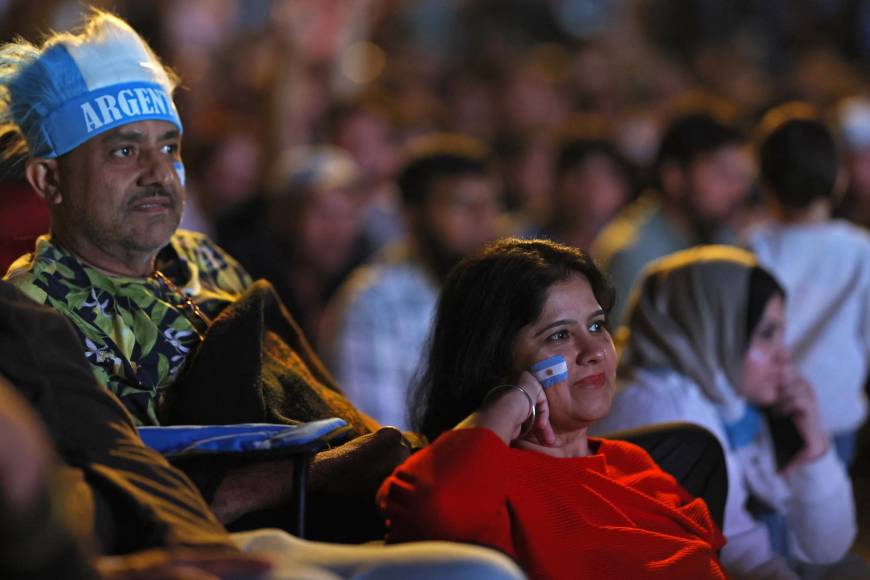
[212,427,412,524]
[210,458,297,524]
[309,426,412,499]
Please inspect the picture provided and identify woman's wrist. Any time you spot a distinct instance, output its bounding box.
[457,385,535,444]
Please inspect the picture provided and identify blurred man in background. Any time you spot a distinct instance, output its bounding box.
[592,111,753,324]
[528,133,634,252]
[322,133,503,429]
[222,145,369,345]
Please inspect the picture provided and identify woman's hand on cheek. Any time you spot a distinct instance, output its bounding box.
[514,371,556,447]
[457,372,546,445]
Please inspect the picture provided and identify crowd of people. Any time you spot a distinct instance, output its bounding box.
[0,1,868,579]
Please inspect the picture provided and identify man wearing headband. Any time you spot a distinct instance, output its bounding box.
[0,10,419,543]
[1,10,250,427]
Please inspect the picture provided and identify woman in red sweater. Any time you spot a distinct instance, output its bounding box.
[377,238,726,579]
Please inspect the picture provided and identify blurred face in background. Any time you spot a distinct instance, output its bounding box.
[508,135,555,218]
[275,184,361,277]
[683,144,753,226]
[555,153,631,232]
[334,110,398,186]
[415,174,502,280]
[203,131,263,216]
[740,294,789,406]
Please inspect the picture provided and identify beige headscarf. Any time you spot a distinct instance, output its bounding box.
[617,246,760,422]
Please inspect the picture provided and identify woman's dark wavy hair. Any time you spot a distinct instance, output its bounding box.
[411,237,614,442]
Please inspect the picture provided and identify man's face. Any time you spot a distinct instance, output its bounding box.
[419,174,501,261]
[556,154,630,227]
[296,185,360,275]
[683,145,753,225]
[56,120,184,258]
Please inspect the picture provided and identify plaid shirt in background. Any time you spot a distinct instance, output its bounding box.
[323,244,439,430]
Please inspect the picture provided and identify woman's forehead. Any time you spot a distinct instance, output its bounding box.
[536,276,601,319]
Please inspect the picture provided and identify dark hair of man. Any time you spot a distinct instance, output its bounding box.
[759,118,839,209]
[396,134,489,208]
[745,266,785,343]
[556,138,632,182]
[411,238,614,442]
[654,113,744,181]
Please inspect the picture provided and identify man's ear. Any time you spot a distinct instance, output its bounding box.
[25,158,62,205]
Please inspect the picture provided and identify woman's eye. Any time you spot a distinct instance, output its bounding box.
[589,320,606,333]
[758,324,778,341]
[547,329,569,342]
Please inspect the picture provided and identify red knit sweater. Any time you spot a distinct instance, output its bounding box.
[378,428,726,579]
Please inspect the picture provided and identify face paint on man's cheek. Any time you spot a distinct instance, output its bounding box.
[530,355,568,389]
[173,161,186,187]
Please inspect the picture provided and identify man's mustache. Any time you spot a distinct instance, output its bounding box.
[125,187,177,210]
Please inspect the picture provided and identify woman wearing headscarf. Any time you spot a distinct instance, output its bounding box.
[594,245,857,579]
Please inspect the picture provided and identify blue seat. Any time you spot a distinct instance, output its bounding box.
[138,418,350,538]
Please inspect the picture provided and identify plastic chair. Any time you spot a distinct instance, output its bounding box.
[138,418,351,538]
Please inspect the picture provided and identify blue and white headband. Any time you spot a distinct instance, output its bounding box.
[7,12,182,159]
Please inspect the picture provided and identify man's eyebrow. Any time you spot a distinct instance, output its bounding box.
[159,128,180,141]
[102,130,146,144]
[533,319,577,338]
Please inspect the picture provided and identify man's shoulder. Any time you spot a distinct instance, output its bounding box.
[167,229,252,291]
[340,246,435,304]
[3,237,84,306]
[591,193,662,267]
[0,278,47,309]
[169,229,223,260]
[750,220,870,264]
[827,219,870,248]
[5,234,58,277]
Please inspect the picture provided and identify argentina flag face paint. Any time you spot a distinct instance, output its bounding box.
[531,355,569,389]
[173,161,186,187]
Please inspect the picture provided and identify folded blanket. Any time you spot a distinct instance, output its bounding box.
[161,279,379,438]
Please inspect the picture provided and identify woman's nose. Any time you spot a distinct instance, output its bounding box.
[575,338,605,366]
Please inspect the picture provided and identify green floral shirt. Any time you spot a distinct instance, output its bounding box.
[4,230,253,425]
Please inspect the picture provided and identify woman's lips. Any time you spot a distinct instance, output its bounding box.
[574,372,606,389]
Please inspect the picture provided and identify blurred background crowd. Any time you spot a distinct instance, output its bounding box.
[0,0,868,561]
[3,0,870,328]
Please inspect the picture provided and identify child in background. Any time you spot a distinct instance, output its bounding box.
[746,103,870,465]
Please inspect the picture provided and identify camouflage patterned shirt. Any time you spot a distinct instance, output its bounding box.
[4,230,253,425]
